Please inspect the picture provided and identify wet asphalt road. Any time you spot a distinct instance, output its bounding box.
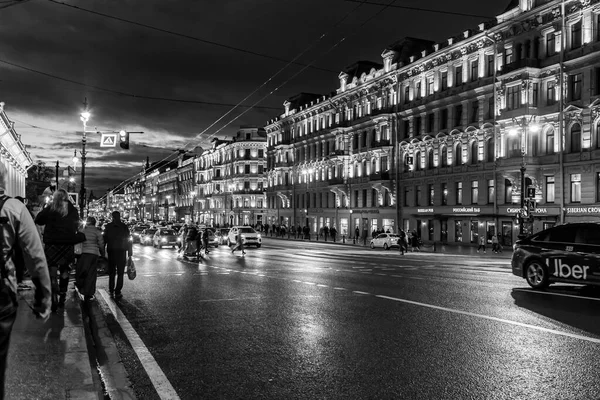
[95,239,600,400]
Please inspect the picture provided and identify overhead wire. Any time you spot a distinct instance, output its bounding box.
[342,0,493,19]
[45,0,337,74]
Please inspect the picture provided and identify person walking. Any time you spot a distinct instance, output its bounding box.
[398,230,408,255]
[354,226,360,241]
[477,236,487,253]
[34,188,81,311]
[75,216,105,303]
[202,229,210,255]
[330,226,337,243]
[231,230,245,255]
[0,172,52,399]
[491,234,499,253]
[103,211,132,300]
[323,226,329,242]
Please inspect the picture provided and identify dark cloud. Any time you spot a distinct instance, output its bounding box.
[1,0,510,195]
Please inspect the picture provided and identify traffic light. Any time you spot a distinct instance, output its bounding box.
[527,187,536,198]
[119,130,130,150]
[406,156,414,165]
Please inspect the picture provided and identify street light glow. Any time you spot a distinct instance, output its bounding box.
[508,127,519,136]
[529,123,540,133]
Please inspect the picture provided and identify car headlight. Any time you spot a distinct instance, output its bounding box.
[128,237,133,242]
[134,233,140,236]
[241,234,246,239]
[161,238,167,242]
[177,238,181,242]
[257,234,261,238]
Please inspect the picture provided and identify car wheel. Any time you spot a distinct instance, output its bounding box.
[370,242,374,249]
[525,259,550,289]
[384,243,389,250]
[256,244,261,248]
[215,244,219,248]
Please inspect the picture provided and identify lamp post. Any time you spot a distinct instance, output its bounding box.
[190,191,196,223]
[166,195,171,222]
[151,197,156,222]
[508,117,539,238]
[79,102,91,219]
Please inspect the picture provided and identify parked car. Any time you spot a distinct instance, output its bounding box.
[214,228,230,245]
[153,228,178,249]
[512,222,600,289]
[140,228,157,245]
[369,233,400,250]
[227,226,262,248]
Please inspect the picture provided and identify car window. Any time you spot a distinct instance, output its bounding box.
[239,227,255,233]
[547,225,579,243]
[577,224,600,244]
[161,229,175,235]
[376,234,386,239]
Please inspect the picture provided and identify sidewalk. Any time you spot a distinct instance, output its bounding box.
[5,281,100,400]
[262,235,512,259]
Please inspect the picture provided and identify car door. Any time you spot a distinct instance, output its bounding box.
[544,224,583,283]
[572,224,600,285]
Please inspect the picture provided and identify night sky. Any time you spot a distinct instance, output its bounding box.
[0,0,510,195]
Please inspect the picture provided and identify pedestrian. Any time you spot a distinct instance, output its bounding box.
[491,234,499,253]
[477,236,487,253]
[398,230,407,255]
[231,229,245,255]
[202,228,210,255]
[103,211,132,300]
[330,226,337,242]
[34,188,81,311]
[354,226,359,240]
[75,216,105,303]
[0,170,52,399]
[303,225,310,240]
[323,226,329,242]
[410,231,421,252]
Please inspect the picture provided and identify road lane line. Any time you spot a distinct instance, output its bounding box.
[513,288,600,302]
[99,290,181,400]
[353,291,370,295]
[375,294,600,344]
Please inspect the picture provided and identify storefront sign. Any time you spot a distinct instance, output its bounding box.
[504,206,560,216]
[417,208,435,213]
[565,207,600,215]
[452,207,481,213]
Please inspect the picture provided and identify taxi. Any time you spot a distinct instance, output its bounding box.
[511,222,600,289]
[369,233,400,250]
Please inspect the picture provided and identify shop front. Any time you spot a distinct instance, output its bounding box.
[499,205,560,246]
[563,206,600,223]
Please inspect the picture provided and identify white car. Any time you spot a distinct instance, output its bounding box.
[227,226,262,248]
[370,233,400,250]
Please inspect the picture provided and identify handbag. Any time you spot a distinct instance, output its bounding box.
[126,257,136,280]
[74,242,83,255]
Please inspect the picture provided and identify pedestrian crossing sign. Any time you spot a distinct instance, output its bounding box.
[100,133,117,147]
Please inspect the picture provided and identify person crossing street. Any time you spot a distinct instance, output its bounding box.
[231,230,245,255]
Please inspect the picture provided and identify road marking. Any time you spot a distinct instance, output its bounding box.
[375,294,600,344]
[333,287,347,291]
[99,290,181,399]
[353,291,370,295]
[513,288,600,302]
[316,284,329,288]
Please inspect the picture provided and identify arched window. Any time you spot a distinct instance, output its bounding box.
[428,149,434,169]
[505,179,513,203]
[454,143,462,166]
[414,151,421,171]
[570,123,581,153]
[507,134,521,158]
[470,141,478,165]
[486,139,495,162]
[596,120,600,149]
[403,154,409,172]
[441,146,448,167]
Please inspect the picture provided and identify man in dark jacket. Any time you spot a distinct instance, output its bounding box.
[103,211,132,299]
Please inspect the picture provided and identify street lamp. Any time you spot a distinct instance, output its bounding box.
[508,117,539,238]
[151,197,156,222]
[166,195,171,222]
[79,102,91,219]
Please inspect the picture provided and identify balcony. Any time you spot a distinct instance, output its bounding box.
[327,149,349,159]
[274,162,291,168]
[500,58,540,75]
[370,140,391,149]
[328,177,344,185]
[232,188,265,195]
[369,171,390,181]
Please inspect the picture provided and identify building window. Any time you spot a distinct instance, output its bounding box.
[456,182,463,205]
[597,173,600,202]
[441,146,448,167]
[404,188,409,206]
[571,174,581,203]
[455,143,462,166]
[470,141,478,165]
[416,185,421,206]
[441,71,448,91]
[505,179,513,203]
[486,139,495,162]
[569,73,582,101]
[428,184,435,206]
[415,117,422,136]
[531,83,538,107]
[455,65,463,86]
[547,81,557,105]
[415,81,422,99]
[487,179,494,204]
[506,85,521,110]
[441,109,448,129]
[488,97,495,119]
[470,59,479,81]
[471,100,479,123]
[487,54,494,76]
[428,113,435,133]
[442,183,448,205]
[504,47,514,65]
[571,20,582,49]
[471,181,479,204]
[455,220,463,242]
[454,105,462,127]
[571,124,581,153]
[428,149,434,170]
[427,77,434,96]
[546,127,555,155]
[547,32,556,56]
[546,176,555,203]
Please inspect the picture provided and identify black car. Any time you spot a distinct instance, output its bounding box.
[511,222,600,289]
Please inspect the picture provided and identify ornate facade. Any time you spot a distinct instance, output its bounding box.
[0,102,32,197]
[266,0,600,246]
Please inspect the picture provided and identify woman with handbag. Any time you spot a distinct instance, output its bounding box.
[35,189,82,311]
[75,216,104,302]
